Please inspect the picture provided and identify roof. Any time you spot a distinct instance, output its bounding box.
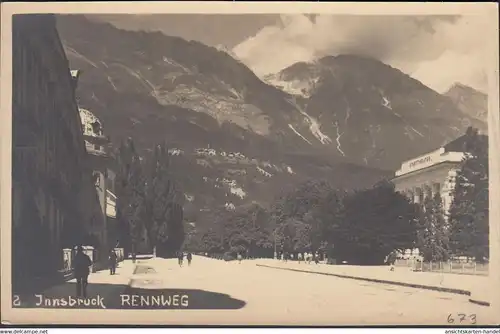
[443,133,488,153]
[443,134,467,153]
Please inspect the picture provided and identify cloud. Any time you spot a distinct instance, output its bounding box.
[233,14,490,93]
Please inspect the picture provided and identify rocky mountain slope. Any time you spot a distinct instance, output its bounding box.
[444,83,488,127]
[264,57,487,167]
[55,14,486,217]
[56,15,388,219]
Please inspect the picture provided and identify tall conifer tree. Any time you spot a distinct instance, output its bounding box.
[448,127,489,262]
[418,189,449,262]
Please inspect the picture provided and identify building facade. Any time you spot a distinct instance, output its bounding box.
[11,15,93,284]
[391,136,468,258]
[392,150,463,214]
[71,70,118,254]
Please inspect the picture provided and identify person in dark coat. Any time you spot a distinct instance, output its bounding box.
[186,252,193,266]
[73,246,92,298]
[109,250,117,275]
[178,251,184,267]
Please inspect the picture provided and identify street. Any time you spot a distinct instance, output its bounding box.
[15,256,496,325]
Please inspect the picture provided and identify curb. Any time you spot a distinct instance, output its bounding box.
[256,264,473,296]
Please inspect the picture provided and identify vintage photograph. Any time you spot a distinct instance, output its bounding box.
[2,2,499,326]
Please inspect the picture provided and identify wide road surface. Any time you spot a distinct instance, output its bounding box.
[121,256,496,326]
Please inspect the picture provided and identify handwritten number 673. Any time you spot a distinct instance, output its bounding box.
[448,314,476,324]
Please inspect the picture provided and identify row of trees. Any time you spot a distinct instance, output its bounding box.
[188,179,419,265]
[115,138,185,258]
[187,127,489,265]
[184,202,275,258]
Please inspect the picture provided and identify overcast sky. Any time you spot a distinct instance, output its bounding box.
[90,14,490,94]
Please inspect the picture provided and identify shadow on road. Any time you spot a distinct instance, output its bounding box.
[13,282,246,310]
[120,287,246,310]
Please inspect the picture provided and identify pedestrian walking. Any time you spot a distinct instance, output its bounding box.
[178,251,184,267]
[314,253,319,265]
[187,252,193,266]
[386,250,397,271]
[73,246,92,298]
[298,253,303,264]
[109,249,117,275]
[237,252,242,264]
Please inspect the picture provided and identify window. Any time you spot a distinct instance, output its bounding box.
[434,182,441,194]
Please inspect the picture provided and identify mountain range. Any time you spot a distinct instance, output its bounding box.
[55,14,488,219]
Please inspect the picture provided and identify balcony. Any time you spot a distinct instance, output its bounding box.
[85,141,108,157]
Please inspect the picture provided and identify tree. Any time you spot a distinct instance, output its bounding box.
[144,143,185,257]
[156,202,185,256]
[273,217,311,257]
[448,127,489,262]
[115,138,146,259]
[124,155,146,260]
[417,189,450,262]
[200,228,223,254]
[269,179,343,257]
[293,222,312,254]
[270,179,336,225]
[339,181,418,264]
[306,188,347,256]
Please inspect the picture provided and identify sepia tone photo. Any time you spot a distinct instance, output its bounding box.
[1,2,499,326]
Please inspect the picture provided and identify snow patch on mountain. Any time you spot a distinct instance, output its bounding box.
[410,126,425,138]
[162,56,193,74]
[107,76,118,91]
[287,98,332,145]
[288,124,312,145]
[333,121,346,156]
[64,45,98,68]
[381,96,392,110]
[111,63,159,97]
[301,110,332,145]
